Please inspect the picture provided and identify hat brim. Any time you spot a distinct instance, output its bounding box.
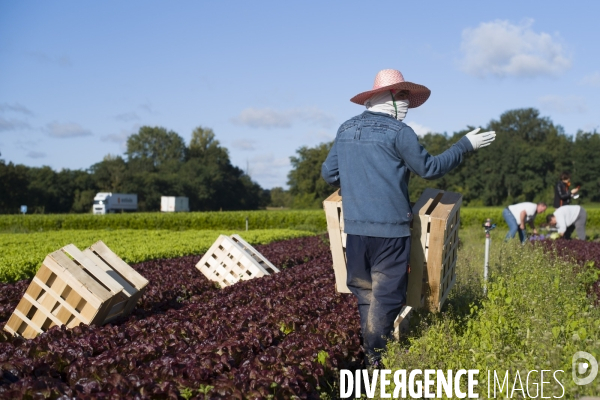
[350,81,431,108]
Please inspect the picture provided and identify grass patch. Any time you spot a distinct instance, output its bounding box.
[380,227,600,398]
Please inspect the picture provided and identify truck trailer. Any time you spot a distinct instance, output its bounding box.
[93,193,138,215]
[161,196,189,212]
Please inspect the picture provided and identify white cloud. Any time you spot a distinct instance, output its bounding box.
[26,151,46,159]
[406,122,433,137]
[232,106,335,129]
[233,108,292,128]
[460,19,571,78]
[115,112,140,122]
[0,117,31,132]
[580,72,600,87]
[231,138,256,151]
[101,125,139,151]
[0,103,34,116]
[45,121,93,138]
[304,129,335,142]
[539,95,586,114]
[246,153,290,188]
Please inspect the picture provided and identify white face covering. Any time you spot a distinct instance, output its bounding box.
[365,91,409,121]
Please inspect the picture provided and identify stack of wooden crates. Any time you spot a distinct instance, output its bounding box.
[323,188,461,312]
[4,241,148,339]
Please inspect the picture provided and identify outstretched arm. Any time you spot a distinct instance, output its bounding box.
[396,127,495,180]
[395,126,472,179]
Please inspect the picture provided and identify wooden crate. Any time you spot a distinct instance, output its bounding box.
[323,188,461,312]
[406,188,461,312]
[195,234,280,287]
[323,190,350,293]
[4,241,148,339]
[393,305,412,340]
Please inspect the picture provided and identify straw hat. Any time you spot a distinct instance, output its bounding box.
[350,69,431,108]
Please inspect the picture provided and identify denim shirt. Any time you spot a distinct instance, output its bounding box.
[321,111,472,238]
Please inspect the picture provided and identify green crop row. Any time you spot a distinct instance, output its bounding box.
[1,207,599,233]
[0,229,315,283]
[0,210,327,233]
[382,241,600,398]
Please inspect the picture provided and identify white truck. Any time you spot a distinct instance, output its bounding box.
[161,196,189,212]
[92,193,138,215]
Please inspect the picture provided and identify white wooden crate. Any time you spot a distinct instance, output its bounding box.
[230,234,279,274]
[195,234,280,287]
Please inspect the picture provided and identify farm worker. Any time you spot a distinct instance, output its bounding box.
[502,202,547,243]
[546,205,587,240]
[320,69,496,367]
[553,172,579,208]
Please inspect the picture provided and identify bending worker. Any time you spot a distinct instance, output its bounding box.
[502,202,547,243]
[546,205,587,240]
[321,69,496,367]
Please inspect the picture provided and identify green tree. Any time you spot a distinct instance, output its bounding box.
[572,130,600,202]
[126,126,186,170]
[182,126,266,211]
[409,109,571,206]
[123,126,187,210]
[288,142,333,209]
[69,170,96,213]
[269,187,293,208]
[455,108,571,206]
[0,160,30,213]
[90,154,127,192]
[1,125,269,214]
[189,126,229,164]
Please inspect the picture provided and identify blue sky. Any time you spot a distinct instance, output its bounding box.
[1,1,599,189]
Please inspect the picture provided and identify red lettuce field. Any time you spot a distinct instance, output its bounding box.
[0,236,362,399]
[538,239,600,301]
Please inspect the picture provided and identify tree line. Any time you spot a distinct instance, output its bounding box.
[284,108,600,208]
[2,108,599,214]
[0,126,269,213]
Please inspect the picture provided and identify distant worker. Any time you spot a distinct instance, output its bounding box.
[546,205,587,240]
[502,202,547,243]
[553,172,579,208]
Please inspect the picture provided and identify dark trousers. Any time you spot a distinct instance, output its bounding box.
[346,234,411,362]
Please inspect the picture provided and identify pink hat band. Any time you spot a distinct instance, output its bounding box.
[350,69,431,108]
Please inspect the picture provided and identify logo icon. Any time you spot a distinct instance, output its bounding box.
[572,351,598,385]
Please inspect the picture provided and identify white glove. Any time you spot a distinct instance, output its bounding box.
[465,128,496,150]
